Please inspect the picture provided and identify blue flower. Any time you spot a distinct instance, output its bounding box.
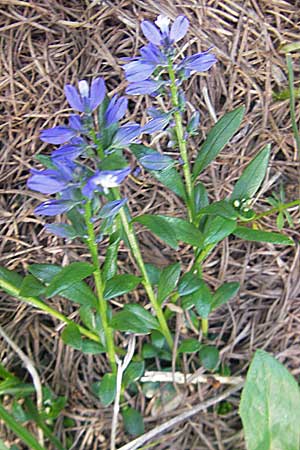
[40,115,84,145]
[82,167,131,197]
[141,15,189,48]
[177,51,217,78]
[139,153,175,170]
[124,43,167,83]
[111,124,141,147]
[44,223,80,239]
[64,77,106,113]
[34,200,76,216]
[141,114,171,134]
[126,80,163,96]
[27,159,76,195]
[105,95,128,126]
[51,137,87,161]
[98,198,127,218]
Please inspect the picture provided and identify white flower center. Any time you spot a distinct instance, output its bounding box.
[155,15,170,33]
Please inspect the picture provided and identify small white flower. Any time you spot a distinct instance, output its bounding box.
[155,15,170,33]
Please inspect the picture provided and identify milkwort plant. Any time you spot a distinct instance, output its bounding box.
[0,13,298,444]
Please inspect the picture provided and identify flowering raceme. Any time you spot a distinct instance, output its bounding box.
[28,78,138,236]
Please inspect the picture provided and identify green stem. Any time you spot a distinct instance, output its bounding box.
[167,59,194,222]
[201,318,209,337]
[112,189,173,349]
[84,201,117,373]
[0,280,100,343]
[248,200,300,222]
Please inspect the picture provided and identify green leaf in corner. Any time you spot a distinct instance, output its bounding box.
[122,407,144,436]
[95,373,117,407]
[193,106,245,179]
[211,282,240,311]
[233,227,294,245]
[103,274,141,300]
[0,267,23,293]
[239,349,300,450]
[203,216,236,246]
[19,275,45,298]
[61,323,104,354]
[178,338,201,354]
[231,145,270,201]
[44,262,95,298]
[123,361,145,388]
[157,262,181,304]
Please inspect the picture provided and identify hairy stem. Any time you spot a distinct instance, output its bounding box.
[167,59,194,222]
[84,201,117,373]
[112,188,173,349]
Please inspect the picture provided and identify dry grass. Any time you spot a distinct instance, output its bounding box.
[0,0,299,448]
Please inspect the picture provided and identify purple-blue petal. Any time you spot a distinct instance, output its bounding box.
[112,125,140,147]
[126,80,163,95]
[139,153,174,170]
[40,127,76,145]
[141,116,170,134]
[44,223,78,239]
[169,16,189,42]
[69,114,83,131]
[179,52,217,75]
[52,142,85,160]
[124,61,156,82]
[141,20,162,45]
[98,198,127,218]
[105,95,128,126]
[27,172,67,194]
[64,85,84,112]
[34,200,75,216]
[89,77,106,112]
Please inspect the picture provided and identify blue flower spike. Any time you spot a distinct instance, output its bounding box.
[83,167,131,197]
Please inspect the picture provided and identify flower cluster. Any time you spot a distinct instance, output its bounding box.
[124,15,217,96]
[28,78,141,238]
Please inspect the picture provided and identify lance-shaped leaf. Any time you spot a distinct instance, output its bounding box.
[103,274,141,299]
[197,200,239,220]
[133,214,203,249]
[233,227,294,245]
[240,350,300,450]
[231,145,270,201]
[203,216,236,246]
[211,282,240,311]
[110,304,159,333]
[193,106,245,179]
[102,231,121,281]
[157,262,181,304]
[139,153,175,171]
[95,373,117,407]
[61,323,104,354]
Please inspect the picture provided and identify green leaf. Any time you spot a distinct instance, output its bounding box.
[102,232,120,281]
[123,361,145,388]
[151,331,165,349]
[79,306,97,331]
[61,323,104,354]
[211,282,240,311]
[193,106,245,179]
[0,403,46,450]
[203,216,236,246]
[97,373,117,407]
[44,262,95,298]
[125,304,159,331]
[178,272,202,296]
[130,143,186,199]
[61,323,82,350]
[178,338,201,354]
[197,200,239,220]
[0,267,23,292]
[133,215,178,249]
[157,263,181,304]
[19,275,45,298]
[28,264,60,283]
[233,227,294,245]
[103,274,141,300]
[142,343,159,359]
[145,263,161,286]
[194,182,209,214]
[199,345,220,371]
[181,280,213,319]
[111,305,159,334]
[231,145,270,201]
[122,407,144,436]
[239,350,300,450]
[133,215,203,248]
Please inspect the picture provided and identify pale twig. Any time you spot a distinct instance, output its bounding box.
[202,86,217,123]
[0,324,44,447]
[141,371,243,385]
[111,335,136,450]
[117,382,244,450]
